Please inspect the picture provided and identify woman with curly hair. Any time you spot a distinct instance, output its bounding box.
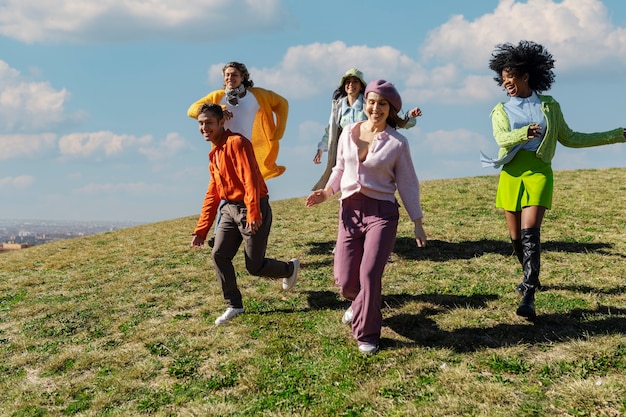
[483,40,626,320]
[188,61,289,181]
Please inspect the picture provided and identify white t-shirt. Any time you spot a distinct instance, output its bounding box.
[222,91,260,140]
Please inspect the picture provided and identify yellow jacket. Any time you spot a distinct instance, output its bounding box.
[188,87,289,180]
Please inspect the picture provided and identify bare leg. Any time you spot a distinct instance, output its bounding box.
[504,210,522,240]
[521,205,545,230]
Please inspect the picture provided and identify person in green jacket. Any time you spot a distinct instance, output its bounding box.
[483,40,626,320]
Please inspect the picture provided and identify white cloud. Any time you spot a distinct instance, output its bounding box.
[198,2,626,108]
[138,132,190,161]
[421,0,626,71]
[0,175,35,188]
[244,41,495,105]
[0,0,292,44]
[0,134,57,160]
[422,129,493,156]
[0,60,78,132]
[405,74,499,106]
[58,131,153,157]
[233,41,425,100]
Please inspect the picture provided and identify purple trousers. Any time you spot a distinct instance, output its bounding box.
[334,193,399,345]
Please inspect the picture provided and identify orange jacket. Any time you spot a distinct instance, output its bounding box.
[193,129,268,239]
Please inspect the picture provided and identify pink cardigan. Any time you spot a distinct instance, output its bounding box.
[327,121,423,221]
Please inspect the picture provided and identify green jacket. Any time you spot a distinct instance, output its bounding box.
[490,94,624,163]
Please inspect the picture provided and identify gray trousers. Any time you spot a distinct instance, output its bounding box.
[212,197,292,308]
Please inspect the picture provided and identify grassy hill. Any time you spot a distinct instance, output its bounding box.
[1,168,625,416]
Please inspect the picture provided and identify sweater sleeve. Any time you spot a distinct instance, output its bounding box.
[265,89,289,142]
[193,179,219,239]
[187,90,224,119]
[327,126,349,194]
[551,101,625,148]
[395,140,423,220]
[490,103,529,149]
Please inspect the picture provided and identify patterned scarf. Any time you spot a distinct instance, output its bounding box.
[225,84,246,106]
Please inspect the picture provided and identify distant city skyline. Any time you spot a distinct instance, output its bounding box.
[0,219,143,247]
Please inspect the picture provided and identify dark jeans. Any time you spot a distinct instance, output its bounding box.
[212,197,292,308]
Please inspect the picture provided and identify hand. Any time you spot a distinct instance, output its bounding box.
[223,109,234,120]
[190,235,205,247]
[305,189,328,207]
[527,123,542,139]
[247,220,262,234]
[413,219,427,248]
[313,149,323,164]
[409,107,422,118]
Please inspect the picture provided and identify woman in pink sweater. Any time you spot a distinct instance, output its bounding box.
[306,80,426,354]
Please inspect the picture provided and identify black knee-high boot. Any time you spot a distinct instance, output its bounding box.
[514,236,543,294]
[516,227,541,319]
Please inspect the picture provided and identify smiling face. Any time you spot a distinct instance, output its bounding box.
[365,92,390,127]
[344,76,363,96]
[197,111,225,144]
[501,68,532,98]
[223,66,244,90]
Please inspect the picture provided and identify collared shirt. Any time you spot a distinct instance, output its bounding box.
[338,95,366,129]
[481,92,545,168]
[503,92,545,152]
[193,129,268,239]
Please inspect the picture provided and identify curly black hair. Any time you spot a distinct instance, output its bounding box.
[488,40,555,93]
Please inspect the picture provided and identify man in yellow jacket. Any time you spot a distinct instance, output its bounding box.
[187,62,288,180]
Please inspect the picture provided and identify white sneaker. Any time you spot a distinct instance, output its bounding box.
[358,343,379,355]
[215,307,244,325]
[282,258,299,290]
[342,306,353,324]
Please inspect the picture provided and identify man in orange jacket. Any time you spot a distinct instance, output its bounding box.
[190,103,299,325]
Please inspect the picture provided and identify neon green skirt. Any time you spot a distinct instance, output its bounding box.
[496,150,553,212]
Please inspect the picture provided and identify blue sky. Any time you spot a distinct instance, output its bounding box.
[1,0,625,222]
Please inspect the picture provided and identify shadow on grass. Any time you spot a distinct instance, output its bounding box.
[304,290,626,353]
[305,238,621,264]
[384,299,626,353]
[548,284,626,295]
[392,237,622,262]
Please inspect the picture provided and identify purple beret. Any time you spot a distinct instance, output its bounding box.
[364,79,402,112]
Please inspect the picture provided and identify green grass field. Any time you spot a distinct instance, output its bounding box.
[1,168,625,416]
